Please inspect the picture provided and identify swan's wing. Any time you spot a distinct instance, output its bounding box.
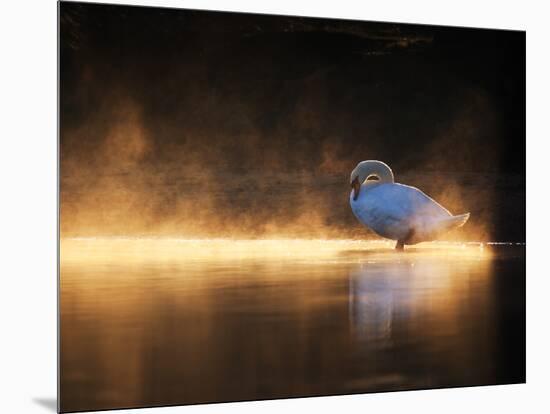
[352,183,466,242]
[360,201,411,239]
[373,183,451,219]
[352,184,415,239]
[355,183,452,240]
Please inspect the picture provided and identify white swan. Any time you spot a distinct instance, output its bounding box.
[349,160,470,250]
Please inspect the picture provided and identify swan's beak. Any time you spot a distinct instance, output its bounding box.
[351,177,360,201]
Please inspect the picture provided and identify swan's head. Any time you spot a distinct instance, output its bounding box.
[350,160,394,201]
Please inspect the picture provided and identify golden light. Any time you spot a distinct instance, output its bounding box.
[60,238,491,267]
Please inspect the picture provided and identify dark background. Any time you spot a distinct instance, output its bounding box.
[60,1,526,241]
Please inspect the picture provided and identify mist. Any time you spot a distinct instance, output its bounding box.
[59,3,525,241]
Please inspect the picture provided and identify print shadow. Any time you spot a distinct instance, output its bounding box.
[32,397,57,412]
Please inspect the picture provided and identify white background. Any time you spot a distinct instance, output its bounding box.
[0,0,547,413]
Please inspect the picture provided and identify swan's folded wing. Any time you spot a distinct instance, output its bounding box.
[382,183,452,219]
[367,205,411,239]
[356,189,415,240]
[358,183,451,238]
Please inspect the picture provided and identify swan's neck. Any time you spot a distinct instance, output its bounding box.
[359,160,394,185]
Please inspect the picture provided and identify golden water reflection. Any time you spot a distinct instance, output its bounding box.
[60,239,525,412]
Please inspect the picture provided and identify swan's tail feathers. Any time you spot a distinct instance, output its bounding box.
[451,212,470,228]
[423,213,470,242]
[442,212,470,231]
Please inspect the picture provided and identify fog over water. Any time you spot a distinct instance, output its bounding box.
[60,3,525,241]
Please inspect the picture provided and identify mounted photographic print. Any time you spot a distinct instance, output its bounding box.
[59,1,526,412]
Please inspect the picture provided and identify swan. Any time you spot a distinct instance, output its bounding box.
[349,160,470,250]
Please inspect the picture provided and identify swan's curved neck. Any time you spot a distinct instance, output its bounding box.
[355,160,395,185]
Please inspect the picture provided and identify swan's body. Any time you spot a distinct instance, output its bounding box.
[349,160,469,250]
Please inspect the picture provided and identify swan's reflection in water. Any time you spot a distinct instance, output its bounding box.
[346,246,524,393]
[349,264,398,343]
[349,256,459,343]
[60,239,525,412]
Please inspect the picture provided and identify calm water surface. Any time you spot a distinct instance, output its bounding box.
[60,239,525,412]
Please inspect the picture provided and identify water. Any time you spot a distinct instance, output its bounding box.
[60,239,525,412]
